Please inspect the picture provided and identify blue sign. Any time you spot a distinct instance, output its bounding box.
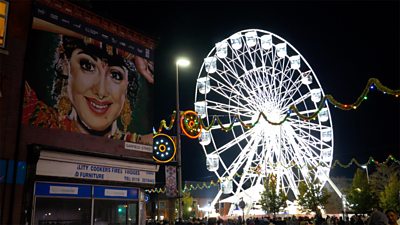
[93,186,138,200]
[35,182,91,197]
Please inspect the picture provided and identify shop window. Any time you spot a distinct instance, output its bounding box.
[0,0,9,48]
[94,199,138,225]
[34,198,91,225]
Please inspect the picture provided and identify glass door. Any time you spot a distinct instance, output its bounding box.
[93,199,138,225]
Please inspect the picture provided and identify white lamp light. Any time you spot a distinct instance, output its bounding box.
[176,58,190,67]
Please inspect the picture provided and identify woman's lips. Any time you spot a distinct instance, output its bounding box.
[85,97,112,115]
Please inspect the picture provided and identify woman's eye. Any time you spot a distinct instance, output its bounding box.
[80,59,95,72]
[111,71,123,81]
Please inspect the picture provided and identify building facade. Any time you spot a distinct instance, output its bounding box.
[0,0,157,224]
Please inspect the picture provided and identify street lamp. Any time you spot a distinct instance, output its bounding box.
[176,57,190,220]
[361,165,369,183]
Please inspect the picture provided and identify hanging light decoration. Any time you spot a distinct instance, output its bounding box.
[180,110,202,139]
[153,133,176,163]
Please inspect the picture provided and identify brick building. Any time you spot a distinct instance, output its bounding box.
[0,0,157,224]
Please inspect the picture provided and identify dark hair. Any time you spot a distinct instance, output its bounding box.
[385,209,398,215]
[54,35,139,106]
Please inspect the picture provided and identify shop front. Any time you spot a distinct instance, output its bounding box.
[33,182,139,225]
[31,150,158,225]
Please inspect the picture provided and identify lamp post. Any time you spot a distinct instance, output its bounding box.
[361,165,369,183]
[176,57,190,220]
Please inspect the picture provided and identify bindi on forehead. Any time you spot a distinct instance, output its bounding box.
[100,60,108,68]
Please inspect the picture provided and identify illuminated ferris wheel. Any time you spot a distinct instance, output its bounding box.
[194,29,335,212]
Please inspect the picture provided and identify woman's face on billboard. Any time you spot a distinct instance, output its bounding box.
[67,48,129,133]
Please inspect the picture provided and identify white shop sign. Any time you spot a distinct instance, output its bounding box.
[105,189,127,197]
[124,142,152,153]
[49,185,79,195]
[37,159,156,184]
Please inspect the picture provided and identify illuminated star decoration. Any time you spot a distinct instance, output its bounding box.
[180,110,202,139]
[153,133,176,163]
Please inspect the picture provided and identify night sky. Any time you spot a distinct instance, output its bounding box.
[88,1,400,181]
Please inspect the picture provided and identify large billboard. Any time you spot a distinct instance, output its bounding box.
[22,3,154,147]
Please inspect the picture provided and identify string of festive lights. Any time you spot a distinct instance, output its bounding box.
[145,155,400,193]
[155,113,176,134]
[155,78,399,134]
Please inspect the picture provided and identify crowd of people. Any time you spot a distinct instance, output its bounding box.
[146,208,399,225]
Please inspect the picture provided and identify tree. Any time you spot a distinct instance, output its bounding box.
[181,191,195,220]
[370,163,400,197]
[325,177,352,214]
[259,174,288,216]
[379,173,400,212]
[297,179,330,216]
[347,168,377,214]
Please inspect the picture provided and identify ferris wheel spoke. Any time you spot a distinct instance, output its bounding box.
[281,125,320,172]
[210,78,260,110]
[223,133,261,179]
[285,125,321,159]
[217,57,245,82]
[233,137,263,194]
[211,128,256,155]
[210,76,248,101]
[228,46,249,72]
[286,120,332,148]
[279,74,303,109]
[206,100,254,118]
[282,91,312,112]
[276,58,291,99]
[287,117,331,131]
[284,169,301,196]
